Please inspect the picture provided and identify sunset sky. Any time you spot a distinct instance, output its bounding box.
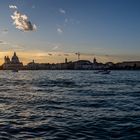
[0,0,140,64]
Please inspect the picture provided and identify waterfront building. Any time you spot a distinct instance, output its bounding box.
[74,60,93,70]
[116,61,140,69]
[27,60,39,70]
[92,57,105,70]
[93,57,97,64]
[65,58,68,63]
[2,52,23,70]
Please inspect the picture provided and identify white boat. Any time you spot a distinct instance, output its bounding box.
[94,70,111,74]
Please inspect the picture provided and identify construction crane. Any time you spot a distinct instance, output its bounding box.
[75,52,80,61]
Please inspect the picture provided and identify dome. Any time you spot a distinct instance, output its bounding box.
[11,52,20,64]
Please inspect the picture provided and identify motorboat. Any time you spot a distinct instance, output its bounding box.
[94,70,111,74]
[101,70,111,74]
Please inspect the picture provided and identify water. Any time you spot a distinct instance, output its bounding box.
[0,70,140,140]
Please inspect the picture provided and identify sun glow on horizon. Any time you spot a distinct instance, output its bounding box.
[1,51,137,65]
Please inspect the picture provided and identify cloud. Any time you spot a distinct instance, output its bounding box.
[48,53,52,56]
[0,40,8,45]
[2,29,8,34]
[31,5,36,9]
[64,54,69,56]
[11,11,37,31]
[52,45,59,50]
[46,42,61,50]
[0,40,25,52]
[59,8,66,14]
[64,18,68,23]
[9,5,18,9]
[12,44,25,51]
[57,28,63,34]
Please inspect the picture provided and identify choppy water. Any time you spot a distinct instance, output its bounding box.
[0,70,140,140]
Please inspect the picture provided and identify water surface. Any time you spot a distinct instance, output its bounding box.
[0,70,140,139]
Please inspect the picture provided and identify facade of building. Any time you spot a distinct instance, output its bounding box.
[27,60,39,70]
[74,60,93,70]
[116,61,140,69]
[2,52,23,70]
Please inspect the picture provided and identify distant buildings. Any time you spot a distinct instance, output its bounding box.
[27,60,39,70]
[1,52,140,70]
[73,60,93,70]
[115,61,140,70]
[2,52,23,70]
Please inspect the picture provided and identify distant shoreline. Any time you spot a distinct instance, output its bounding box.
[2,52,140,71]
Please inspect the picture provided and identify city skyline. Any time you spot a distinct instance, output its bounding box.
[2,51,140,70]
[0,0,140,64]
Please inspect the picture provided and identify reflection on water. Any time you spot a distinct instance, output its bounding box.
[0,70,140,139]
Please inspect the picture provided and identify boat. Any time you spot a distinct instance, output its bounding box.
[94,70,111,74]
[94,71,100,74]
[94,70,104,74]
[101,70,111,74]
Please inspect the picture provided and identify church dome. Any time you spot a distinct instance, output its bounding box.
[11,52,20,64]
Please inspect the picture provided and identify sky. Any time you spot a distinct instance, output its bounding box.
[0,0,140,64]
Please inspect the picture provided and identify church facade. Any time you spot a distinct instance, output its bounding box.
[3,52,23,70]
